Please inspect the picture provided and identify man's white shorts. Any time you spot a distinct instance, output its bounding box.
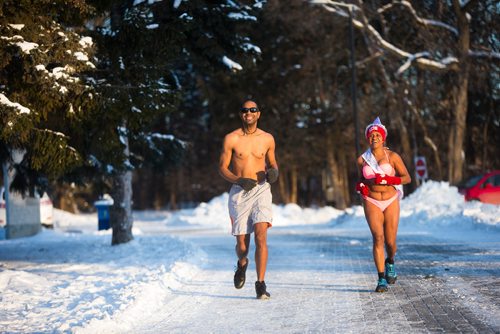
[228,181,273,236]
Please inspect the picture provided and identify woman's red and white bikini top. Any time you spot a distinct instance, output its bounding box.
[362,150,395,179]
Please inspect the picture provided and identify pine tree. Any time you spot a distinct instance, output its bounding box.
[0,0,97,196]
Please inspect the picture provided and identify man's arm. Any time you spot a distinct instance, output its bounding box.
[266,135,278,170]
[265,135,279,183]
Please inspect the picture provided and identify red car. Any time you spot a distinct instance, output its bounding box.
[459,170,500,205]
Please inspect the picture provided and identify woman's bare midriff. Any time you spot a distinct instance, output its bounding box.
[367,185,397,200]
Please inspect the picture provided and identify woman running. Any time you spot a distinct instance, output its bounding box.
[356,117,411,292]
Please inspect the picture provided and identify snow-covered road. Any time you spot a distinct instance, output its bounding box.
[109,224,500,333]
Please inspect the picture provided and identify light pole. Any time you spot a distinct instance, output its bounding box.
[348,5,360,157]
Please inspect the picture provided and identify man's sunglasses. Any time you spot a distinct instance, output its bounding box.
[240,107,259,113]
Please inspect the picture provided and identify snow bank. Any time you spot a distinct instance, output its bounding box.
[167,193,345,232]
[400,181,500,227]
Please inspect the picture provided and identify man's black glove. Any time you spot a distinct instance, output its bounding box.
[266,168,279,184]
[236,178,257,191]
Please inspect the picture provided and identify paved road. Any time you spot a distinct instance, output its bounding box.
[132,223,500,333]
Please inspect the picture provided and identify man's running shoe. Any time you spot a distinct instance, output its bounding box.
[385,262,397,284]
[375,278,388,292]
[255,281,271,299]
[234,259,248,289]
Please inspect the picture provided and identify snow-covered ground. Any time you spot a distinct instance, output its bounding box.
[0,181,499,333]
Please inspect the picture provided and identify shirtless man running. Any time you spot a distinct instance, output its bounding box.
[218,100,278,299]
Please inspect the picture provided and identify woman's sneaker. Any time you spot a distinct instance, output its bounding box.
[385,262,397,284]
[234,260,248,289]
[255,281,271,299]
[375,278,388,292]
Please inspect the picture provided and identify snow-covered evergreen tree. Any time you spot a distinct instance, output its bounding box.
[0,0,97,196]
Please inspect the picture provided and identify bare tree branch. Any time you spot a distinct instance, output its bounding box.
[355,51,383,68]
[310,0,360,13]
[469,50,500,61]
[362,19,460,72]
[312,0,498,73]
[378,1,458,36]
[396,52,430,75]
[311,0,462,73]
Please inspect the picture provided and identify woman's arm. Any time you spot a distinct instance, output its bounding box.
[391,152,412,185]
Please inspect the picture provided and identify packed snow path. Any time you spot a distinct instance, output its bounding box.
[127,224,499,333]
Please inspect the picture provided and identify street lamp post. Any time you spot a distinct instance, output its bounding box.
[348,6,360,157]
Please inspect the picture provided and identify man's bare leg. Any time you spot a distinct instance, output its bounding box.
[254,223,269,281]
[235,234,250,266]
[234,234,250,289]
[254,222,270,299]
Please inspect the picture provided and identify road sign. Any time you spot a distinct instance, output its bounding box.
[414,156,428,181]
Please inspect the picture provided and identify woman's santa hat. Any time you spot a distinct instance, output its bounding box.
[365,117,387,141]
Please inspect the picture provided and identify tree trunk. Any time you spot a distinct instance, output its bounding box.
[447,69,469,184]
[448,0,471,184]
[411,74,443,179]
[278,168,290,204]
[110,132,133,245]
[110,170,134,245]
[169,170,178,210]
[325,132,349,209]
[290,165,298,204]
[56,184,79,213]
[481,107,492,170]
[107,2,133,244]
[339,148,351,208]
[393,91,412,161]
[414,115,443,180]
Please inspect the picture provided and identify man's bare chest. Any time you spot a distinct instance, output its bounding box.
[233,138,267,160]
